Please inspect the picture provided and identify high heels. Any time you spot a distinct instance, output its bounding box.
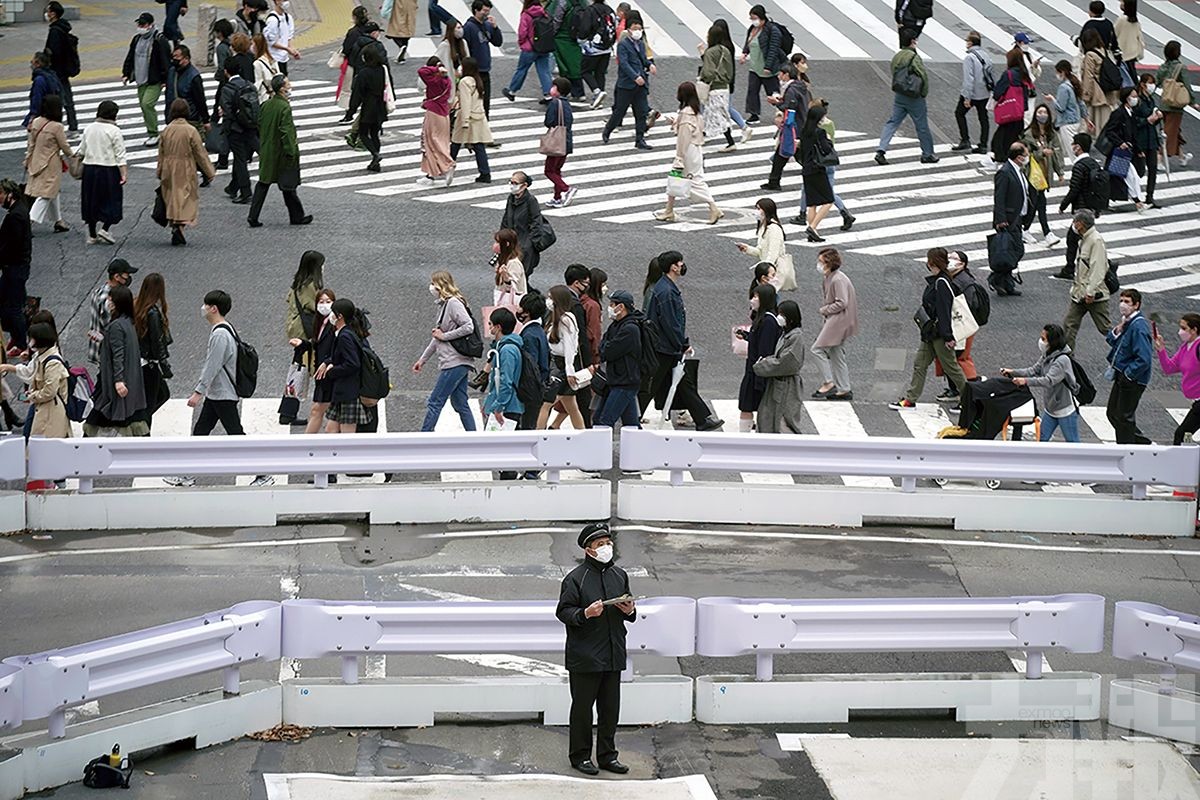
[806,226,825,243]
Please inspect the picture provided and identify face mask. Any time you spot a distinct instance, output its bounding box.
[592,543,613,563]
[768,274,783,290]
[751,18,762,28]
[601,286,608,296]
[1037,338,1048,354]
[1179,328,1192,342]
[607,305,617,319]
[137,26,149,34]
[492,241,501,255]
[428,284,439,297]
[678,264,688,277]
[201,304,210,317]
[629,29,643,40]
[1146,83,1156,92]
[1036,112,1049,123]
[317,302,333,317]
[1119,301,1134,317]
[172,59,183,69]
[509,183,523,194]
[1129,96,1140,107]
[454,27,464,38]
[44,12,51,22]
[815,263,825,275]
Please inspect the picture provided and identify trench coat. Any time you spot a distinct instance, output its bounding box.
[257,95,300,188]
[92,316,147,425]
[29,346,72,439]
[752,326,805,434]
[386,0,417,39]
[23,117,73,200]
[451,77,493,145]
[813,270,859,348]
[157,118,216,225]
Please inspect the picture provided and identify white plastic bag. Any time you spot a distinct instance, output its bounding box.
[485,415,518,432]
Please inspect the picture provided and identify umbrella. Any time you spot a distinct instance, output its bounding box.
[660,358,686,427]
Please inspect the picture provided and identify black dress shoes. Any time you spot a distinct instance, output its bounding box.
[572,760,600,776]
[599,760,629,774]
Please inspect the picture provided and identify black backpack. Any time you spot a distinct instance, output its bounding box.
[216,323,259,398]
[1097,52,1123,92]
[501,341,543,408]
[1104,259,1120,294]
[83,754,132,789]
[892,51,924,98]
[908,0,935,20]
[972,51,995,92]
[962,279,991,326]
[1066,355,1096,405]
[358,339,391,406]
[442,301,485,359]
[234,81,260,129]
[633,312,660,380]
[532,15,557,53]
[588,8,617,49]
[63,31,81,78]
[773,21,795,55]
[1083,158,1111,212]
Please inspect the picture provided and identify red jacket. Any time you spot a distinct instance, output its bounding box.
[418,65,451,116]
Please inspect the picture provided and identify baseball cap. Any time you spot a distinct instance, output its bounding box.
[107,258,137,276]
[609,290,635,311]
[136,12,154,25]
[577,522,611,548]
[1014,32,1031,44]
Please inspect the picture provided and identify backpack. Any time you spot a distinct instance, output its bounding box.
[633,312,661,380]
[1104,259,1120,295]
[1066,355,1096,405]
[1082,157,1111,212]
[501,341,543,408]
[216,323,259,398]
[442,301,485,359]
[82,754,132,789]
[44,356,93,423]
[892,51,924,98]
[63,31,81,78]
[961,280,991,327]
[773,21,794,56]
[972,51,994,92]
[590,8,617,49]
[908,0,935,20]
[1097,52,1123,92]
[234,81,260,129]
[532,15,558,54]
[358,339,391,406]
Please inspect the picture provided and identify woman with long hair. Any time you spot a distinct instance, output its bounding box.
[1045,60,1085,164]
[417,56,455,186]
[1000,323,1081,443]
[414,270,478,431]
[252,32,280,102]
[1133,73,1164,208]
[737,197,784,271]
[990,48,1035,165]
[134,272,172,431]
[710,18,752,148]
[317,297,366,434]
[1155,40,1197,167]
[1100,86,1146,210]
[493,228,526,304]
[737,282,781,431]
[283,250,325,424]
[1155,313,1200,445]
[22,94,74,233]
[798,100,836,242]
[435,19,469,104]
[302,287,338,434]
[749,261,777,296]
[641,255,663,308]
[698,24,734,151]
[889,248,967,409]
[655,81,722,224]
[351,44,389,173]
[1020,103,1065,246]
[538,284,586,430]
[450,57,493,183]
[1081,28,1119,138]
[84,285,147,436]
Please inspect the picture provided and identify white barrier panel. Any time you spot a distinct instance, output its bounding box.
[617,429,1200,536]
[2,601,280,739]
[279,598,696,728]
[0,665,21,732]
[1108,601,1200,745]
[0,437,24,535]
[21,431,612,531]
[693,595,1105,724]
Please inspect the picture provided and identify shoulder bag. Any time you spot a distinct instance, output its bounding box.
[1161,64,1190,108]
[538,98,567,156]
[943,277,979,347]
[292,289,316,339]
[993,71,1026,125]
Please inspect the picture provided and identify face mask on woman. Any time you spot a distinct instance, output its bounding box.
[317,301,333,317]
[1037,338,1048,354]
[1180,327,1194,343]
[750,297,760,311]
[1128,96,1139,107]
[1036,112,1049,123]
[629,28,643,40]
[428,284,439,297]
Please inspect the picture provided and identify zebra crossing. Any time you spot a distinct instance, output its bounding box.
[48,394,1196,496]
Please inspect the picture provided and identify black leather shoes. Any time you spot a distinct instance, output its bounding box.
[599,760,629,774]
[572,760,599,776]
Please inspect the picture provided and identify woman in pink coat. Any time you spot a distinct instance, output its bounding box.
[810,247,858,401]
[1155,312,1200,445]
[417,57,455,186]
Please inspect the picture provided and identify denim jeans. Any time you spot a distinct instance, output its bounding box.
[1039,410,1080,443]
[421,364,477,432]
[595,387,641,428]
[507,50,553,96]
[427,0,455,34]
[728,98,746,130]
[877,94,934,156]
[450,142,490,178]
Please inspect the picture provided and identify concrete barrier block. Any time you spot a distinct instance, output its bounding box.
[0,751,21,800]
[1108,678,1200,745]
[0,493,22,535]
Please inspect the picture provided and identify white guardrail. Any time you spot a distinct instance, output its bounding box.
[1108,602,1200,744]
[280,597,698,684]
[0,666,21,732]
[0,436,23,483]
[696,594,1106,681]
[26,431,612,491]
[1,601,280,739]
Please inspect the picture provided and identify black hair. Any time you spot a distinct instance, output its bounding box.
[1119,86,1135,105]
[564,263,591,287]
[46,1,64,17]
[519,289,547,320]
[204,289,232,316]
[362,43,384,67]
[331,297,357,323]
[39,94,62,122]
[900,27,919,48]
[1089,0,1105,15]
[750,261,774,297]
[750,283,778,331]
[1165,40,1181,61]
[552,76,571,95]
[28,322,57,349]
[472,0,492,11]
[174,44,192,60]
[489,306,517,334]
[587,267,608,304]
[109,285,135,319]
[643,256,663,295]
[1073,131,1093,151]
[1043,323,1066,353]
[292,250,325,292]
[676,81,701,114]
[710,19,737,60]
[749,4,767,20]
[352,5,370,25]
[214,18,235,38]
[755,197,780,235]
[777,300,802,331]
[1119,288,1143,306]
[97,100,119,120]
[1122,0,1137,21]
[624,10,642,27]
[658,251,683,271]
[32,51,51,68]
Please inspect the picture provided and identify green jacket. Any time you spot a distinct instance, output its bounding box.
[1154,59,1194,111]
[257,95,299,186]
[699,44,733,90]
[1021,127,1065,186]
[891,47,928,98]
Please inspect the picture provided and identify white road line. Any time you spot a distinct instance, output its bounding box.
[709,399,795,484]
[1077,406,1117,442]
[803,401,894,488]
[635,2,688,56]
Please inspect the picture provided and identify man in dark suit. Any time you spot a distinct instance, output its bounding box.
[990,141,1030,296]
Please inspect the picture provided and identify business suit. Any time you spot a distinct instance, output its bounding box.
[990,160,1029,293]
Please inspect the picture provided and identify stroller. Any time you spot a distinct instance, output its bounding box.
[935,376,1036,490]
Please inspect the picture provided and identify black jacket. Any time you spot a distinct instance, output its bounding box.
[921,273,957,342]
[500,190,543,274]
[349,63,388,126]
[599,312,641,389]
[45,19,76,80]
[169,64,209,124]
[137,305,172,363]
[568,292,592,368]
[324,327,362,403]
[342,23,370,58]
[1101,105,1135,152]
[742,20,785,74]
[122,30,171,86]
[1060,154,1102,213]
[1080,18,1120,56]
[556,557,635,673]
[993,161,1027,227]
[349,34,387,72]
[0,200,32,270]
[219,76,256,135]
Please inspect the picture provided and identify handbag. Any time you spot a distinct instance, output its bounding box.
[774,253,797,292]
[666,170,690,198]
[993,74,1026,125]
[67,154,83,179]
[987,227,1024,273]
[695,79,710,104]
[913,306,937,342]
[383,67,397,113]
[891,51,923,98]
[949,292,979,347]
[292,289,316,339]
[1028,156,1048,191]
[538,98,567,156]
[731,324,749,357]
[1161,65,1190,107]
[151,187,168,227]
[542,362,566,403]
[326,49,343,69]
[204,125,226,154]
[1107,148,1132,178]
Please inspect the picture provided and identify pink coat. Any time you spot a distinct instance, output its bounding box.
[419,65,451,116]
[1158,339,1200,401]
[518,5,547,52]
[813,270,859,348]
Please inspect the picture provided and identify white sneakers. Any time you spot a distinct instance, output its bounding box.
[590,90,606,110]
[1043,232,1061,247]
[87,230,114,245]
[1022,230,1037,244]
[143,136,158,148]
[740,127,753,144]
[562,186,577,207]
[415,176,435,186]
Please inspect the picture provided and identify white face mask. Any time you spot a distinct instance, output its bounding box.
[200,304,209,317]
[1179,328,1192,342]
[1129,97,1139,107]
[768,274,783,290]
[1036,112,1049,123]
[1037,338,1048,354]
[629,28,643,40]
[751,18,763,28]
[757,209,765,221]
[607,305,618,319]
[592,543,613,563]
[316,301,333,317]
[1119,301,1135,318]
[44,12,51,22]
[750,297,760,311]
[815,263,825,275]
[454,27,464,38]
[428,284,439,297]
[509,182,523,194]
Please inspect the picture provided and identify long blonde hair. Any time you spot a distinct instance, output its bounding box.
[431,270,464,302]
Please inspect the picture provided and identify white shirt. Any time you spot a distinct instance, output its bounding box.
[264,9,294,64]
[76,120,127,167]
[548,313,579,370]
[1009,159,1029,217]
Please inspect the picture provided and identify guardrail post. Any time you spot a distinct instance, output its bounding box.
[621,658,633,683]
[1024,651,1043,679]
[900,477,916,493]
[1132,483,1148,500]
[313,473,329,489]
[1158,666,1177,696]
[222,666,240,695]
[545,469,560,484]
[48,709,66,739]
[341,655,359,685]
[670,469,685,487]
[77,478,93,495]
[755,653,773,682]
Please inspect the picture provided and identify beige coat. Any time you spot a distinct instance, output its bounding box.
[23,117,73,199]
[29,346,72,439]
[451,77,493,144]
[387,0,417,38]
[1081,50,1118,109]
[672,108,704,166]
[156,119,216,225]
[813,269,859,348]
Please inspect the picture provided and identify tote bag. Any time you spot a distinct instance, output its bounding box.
[1161,65,1190,107]
[993,73,1026,125]
[774,253,797,292]
[538,99,567,156]
[1107,148,1132,178]
[1028,156,1048,191]
[949,293,979,347]
[666,170,690,198]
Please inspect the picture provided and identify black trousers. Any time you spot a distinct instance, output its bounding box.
[603,85,649,142]
[955,96,988,146]
[1106,371,1151,445]
[768,151,801,185]
[568,670,621,766]
[59,75,78,131]
[360,121,382,158]
[480,70,492,117]
[193,398,244,436]
[0,264,29,351]
[248,181,306,224]
[1174,399,1200,445]
[1022,188,1049,236]
[1135,151,1158,202]
[227,131,257,200]
[641,355,711,425]
[1064,220,1080,276]
[745,72,780,118]
[581,53,610,94]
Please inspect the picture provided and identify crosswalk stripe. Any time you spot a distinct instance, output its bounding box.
[803,401,894,488]
[631,0,690,56]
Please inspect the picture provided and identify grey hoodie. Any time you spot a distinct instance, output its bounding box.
[961,45,992,101]
[1010,346,1078,419]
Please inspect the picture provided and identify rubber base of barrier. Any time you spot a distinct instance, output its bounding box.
[0,681,281,797]
[618,481,1197,537]
[0,493,23,535]
[1108,678,1200,745]
[281,675,694,728]
[24,481,609,530]
[695,672,1102,724]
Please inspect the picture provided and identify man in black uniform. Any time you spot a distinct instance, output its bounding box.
[555,522,635,777]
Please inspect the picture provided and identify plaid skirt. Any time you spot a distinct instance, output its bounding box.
[325,400,368,425]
